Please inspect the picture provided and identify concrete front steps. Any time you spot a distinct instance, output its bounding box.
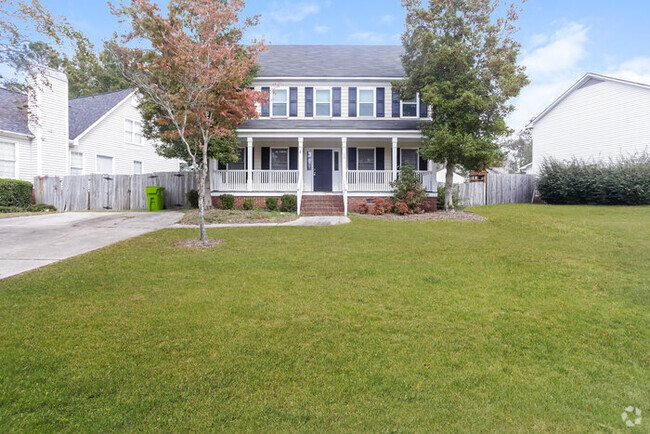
[300,195,345,216]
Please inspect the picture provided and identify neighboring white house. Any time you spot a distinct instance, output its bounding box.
[527,73,650,174]
[0,68,182,183]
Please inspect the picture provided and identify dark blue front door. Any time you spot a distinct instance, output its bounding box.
[313,150,332,192]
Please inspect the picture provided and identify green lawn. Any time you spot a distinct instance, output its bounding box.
[1,205,648,431]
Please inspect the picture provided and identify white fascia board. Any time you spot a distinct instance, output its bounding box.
[238,129,422,139]
[72,90,137,141]
[0,129,34,139]
[254,77,404,82]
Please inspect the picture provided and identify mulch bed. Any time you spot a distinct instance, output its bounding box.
[354,211,488,222]
[180,209,297,225]
[174,239,224,250]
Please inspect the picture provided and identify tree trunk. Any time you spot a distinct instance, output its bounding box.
[445,161,455,211]
[197,146,209,243]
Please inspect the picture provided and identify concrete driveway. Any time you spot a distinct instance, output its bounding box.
[0,212,182,280]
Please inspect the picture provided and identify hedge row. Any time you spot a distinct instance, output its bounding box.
[537,156,650,205]
[0,179,33,207]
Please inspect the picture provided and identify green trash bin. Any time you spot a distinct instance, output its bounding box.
[146,186,165,211]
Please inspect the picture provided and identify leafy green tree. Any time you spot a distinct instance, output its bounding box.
[394,0,529,210]
[503,128,532,173]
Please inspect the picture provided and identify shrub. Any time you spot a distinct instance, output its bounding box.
[219,194,235,210]
[265,197,278,211]
[437,186,461,210]
[187,190,199,208]
[357,202,370,214]
[372,197,393,215]
[393,201,410,215]
[538,156,650,205]
[0,179,32,207]
[280,194,297,212]
[0,204,56,213]
[391,165,427,212]
[243,198,255,210]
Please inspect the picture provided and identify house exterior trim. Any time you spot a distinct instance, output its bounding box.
[72,91,136,141]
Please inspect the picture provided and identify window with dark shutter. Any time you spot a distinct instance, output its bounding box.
[376,88,385,117]
[348,87,357,117]
[261,87,270,117]
[332,87,341,117]
[305,87,314,117]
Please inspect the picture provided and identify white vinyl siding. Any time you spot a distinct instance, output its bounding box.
[70,151,83,175]
[124,119,143,144]
[315,89,331,117]
[357,148,375,170]
[0,141,16,178]
[133,160,143,174]
[271,148,289,170]
[272,88,288,117]
[96,155,113,174]
[358,89,375,117]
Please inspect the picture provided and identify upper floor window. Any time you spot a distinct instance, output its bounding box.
[315,89,331,116]
[125,119,143,144]
[358,89,375,117]
[0,141,16,178]
[272,88,288,117]
[70,151,83,175]
[96,155,113,174]
[357,148,375,170]
[401,94,418,118]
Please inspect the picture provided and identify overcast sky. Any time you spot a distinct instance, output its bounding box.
[38,0,650,131]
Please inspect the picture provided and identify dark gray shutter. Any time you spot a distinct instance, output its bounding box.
[289,147,298,170]
[419,97,428,118]
[261,87,270,117]
[289,87,298,117]
[392,88,400,117]
[348,87,357,117]
[376,87,385,117]
[332,87,341,117]
[397,149,401,167]
[261,147,270,170]
[376,147,385,170]
[419,155,428,171]
[305,87,313,117]
[348,147,357,170]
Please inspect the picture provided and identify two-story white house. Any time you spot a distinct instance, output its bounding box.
[0,68,182,183]
[212,45,438,215]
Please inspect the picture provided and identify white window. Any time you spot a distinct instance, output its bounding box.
[227,148,246,170]
[315,89,331,117]
[401,149,419,169]
[125,119,143,144]
[96,155,113,174]
[357,148,375,171]
[70,151,83,175]
[359,89,375,117]
[0,141,16,178]
[272,88,288,117]
[133,160,143,174]
[271,148,289,170]
[401,94,418,118]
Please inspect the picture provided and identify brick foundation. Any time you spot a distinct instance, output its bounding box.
[348,196,438,214]
[212,195,283,209]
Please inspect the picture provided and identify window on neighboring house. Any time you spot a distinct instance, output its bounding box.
[401,149,419,169]
[133,160,143,174]
[70,151,83,175]
[359,89,375,117]
[272,88,288,117]
[357,148,375,170]
[0,141,16,178]
[125,119,143,144]
[401,95,418,118]
[271,148,289,170]
[227,148,246,170]
[315,89,331,116]
[96,155,113,174]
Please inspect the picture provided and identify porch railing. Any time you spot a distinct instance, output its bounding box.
[347,170,394,192]
[252,170,298,191]
[212,170,247,191]
[415,171,436,192]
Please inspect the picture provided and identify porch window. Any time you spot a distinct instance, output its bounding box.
[272,88,288,117]
[227,148,246,170]
[315,89,331,116]
[401,95,418,118]
[0,141,16,178]
[401,148,419,169]
[96,155,113,174]
[357,148,375,170]
[271,148,289,170]
[359,89,375,117]
[70,151,83,175]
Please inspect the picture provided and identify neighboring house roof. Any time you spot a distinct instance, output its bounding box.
[258,45,405,78]
[528,73,650,127]
[0,88,31,136]
[239,119,421,131]
[68,88,134,140]
[436,169,466,184]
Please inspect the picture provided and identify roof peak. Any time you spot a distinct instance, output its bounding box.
[69,87,134,101]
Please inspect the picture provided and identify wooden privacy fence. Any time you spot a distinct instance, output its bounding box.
[454,173,536,207]
[34,172,197,211]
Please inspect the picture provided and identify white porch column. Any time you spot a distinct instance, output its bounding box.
[297,137,304,215]
[392,137,398,181]
[341,137,348,216]
[428,160,436,192]
[247,137,253,192]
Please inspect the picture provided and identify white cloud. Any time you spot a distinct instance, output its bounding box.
[380,14,395,25]
[607,57,650,85]
[521,23,589,78]
[348,31,400,45]
[314,25,331,34]
[268,1,321,23]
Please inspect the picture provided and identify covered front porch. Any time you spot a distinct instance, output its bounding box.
[210,133,438,215]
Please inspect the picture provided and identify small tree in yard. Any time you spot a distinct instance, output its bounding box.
[394,0,529,210]
[109,0,265,243]
[391,165,427,213]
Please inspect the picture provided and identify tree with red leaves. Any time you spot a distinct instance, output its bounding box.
[109,0,266,243]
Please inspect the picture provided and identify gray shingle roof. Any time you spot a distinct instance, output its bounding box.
[258,45,405,78]
[0,88,31,136]
[69,88,134,139]
[239,119,421,131]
